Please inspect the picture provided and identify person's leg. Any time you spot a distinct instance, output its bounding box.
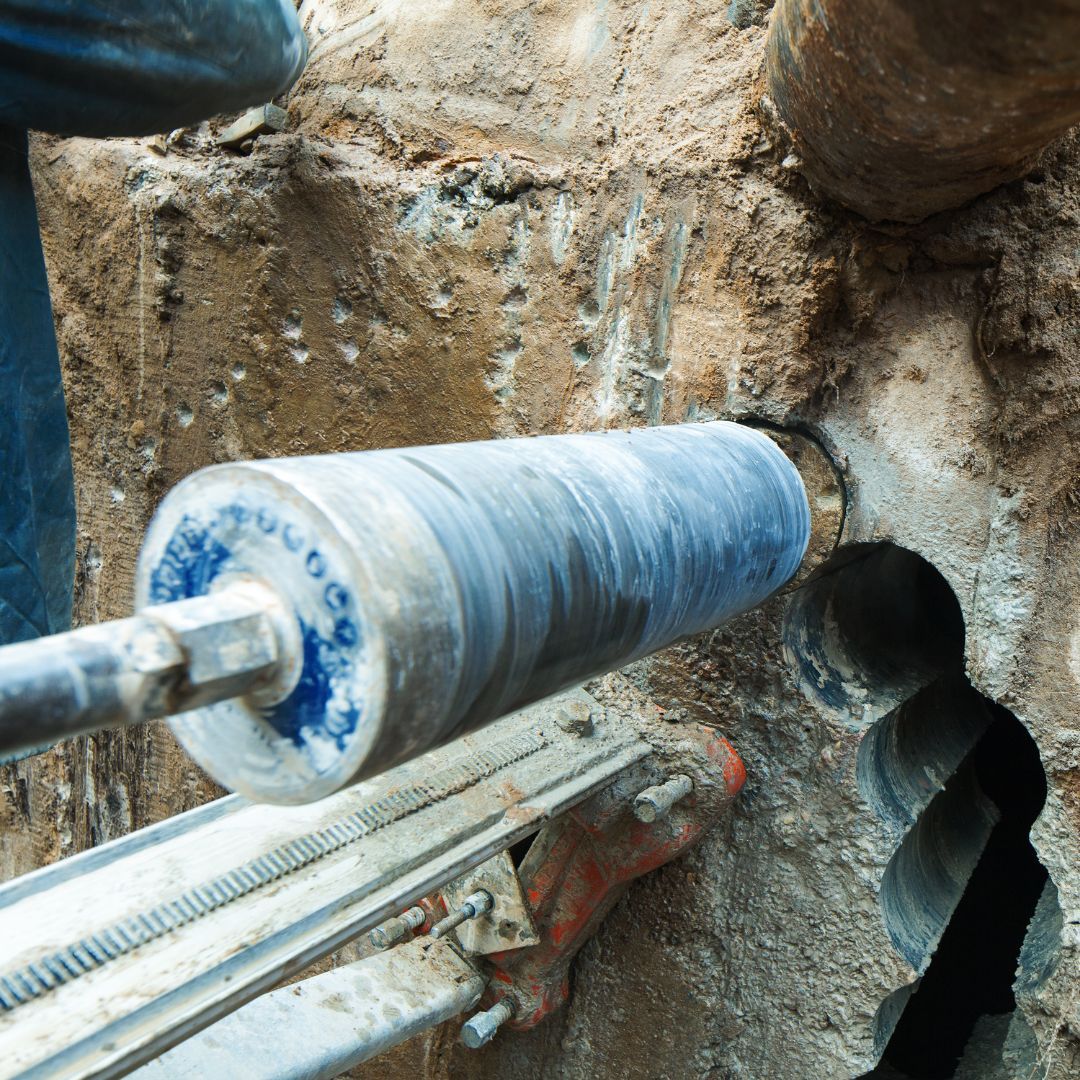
[0,0,306,137]
[0,1,307,760]
[0,126,75,645]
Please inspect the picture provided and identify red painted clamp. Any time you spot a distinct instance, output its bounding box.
[477,725,745,1029]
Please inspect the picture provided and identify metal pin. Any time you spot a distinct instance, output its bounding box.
[633,774,693,823]
[461,998,515,1049]
[429,890,493,939]
[369,905,426,948]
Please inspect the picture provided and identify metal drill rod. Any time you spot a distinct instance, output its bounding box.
[0,582,290,759]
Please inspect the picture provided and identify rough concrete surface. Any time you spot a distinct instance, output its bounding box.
[2,1,1077,1077]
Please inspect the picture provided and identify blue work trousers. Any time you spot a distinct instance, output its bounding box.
[0,1,305,645]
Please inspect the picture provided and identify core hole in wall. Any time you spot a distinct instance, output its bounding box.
[857,676,992,835]
[783,543,965,723]
[867,705,1050,1079]
[810,544,1057,1078]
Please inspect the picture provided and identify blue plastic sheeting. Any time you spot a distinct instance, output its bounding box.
[0,128,73,645]
[0,1,305,650]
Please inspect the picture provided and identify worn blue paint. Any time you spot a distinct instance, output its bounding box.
[147,502,362,752]
[148,515,232,605]
[267,621,361,748]
[324,583,349,611]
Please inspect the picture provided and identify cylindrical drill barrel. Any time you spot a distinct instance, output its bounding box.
[136,421,809,802]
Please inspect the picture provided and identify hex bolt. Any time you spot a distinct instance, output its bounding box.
[554,699,595,736]
[461,999,515,1049]
[369,904,426,948]
[429,890,494,939]
[633,774,693,823]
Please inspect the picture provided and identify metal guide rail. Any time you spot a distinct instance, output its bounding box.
[0,701,650,1080]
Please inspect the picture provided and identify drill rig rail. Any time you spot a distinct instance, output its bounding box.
[0,698,652,1079]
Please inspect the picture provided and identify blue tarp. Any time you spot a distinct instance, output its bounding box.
[0,1,306,647]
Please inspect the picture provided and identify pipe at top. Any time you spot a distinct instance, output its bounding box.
[762,0,1080,222]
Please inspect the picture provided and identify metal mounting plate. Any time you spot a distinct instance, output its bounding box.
[443,851,540,955]
[0,696,649,1080]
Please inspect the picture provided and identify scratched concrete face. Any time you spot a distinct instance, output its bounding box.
[12,0,1080,1076]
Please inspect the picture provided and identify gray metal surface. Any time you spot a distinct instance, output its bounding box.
[369,905,426,949]
[429,890,494,940]
[133,937,484,1080]
[633,774,694,823]
[0,582,291,760]
[443,851,539,955]
[136,421,808,802]
[0,696,650,1079]
[461,999,515,1050]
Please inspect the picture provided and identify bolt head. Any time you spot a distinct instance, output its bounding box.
[461,1000,514,1049]
[554,699,595,736]
[461,1016,495,1049]
[369,923,399,949]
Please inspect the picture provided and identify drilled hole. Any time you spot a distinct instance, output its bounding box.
[857,676,991,835]
[827,546,1057,1079]
[869,708,1050,1079]
[784,543,965,726]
